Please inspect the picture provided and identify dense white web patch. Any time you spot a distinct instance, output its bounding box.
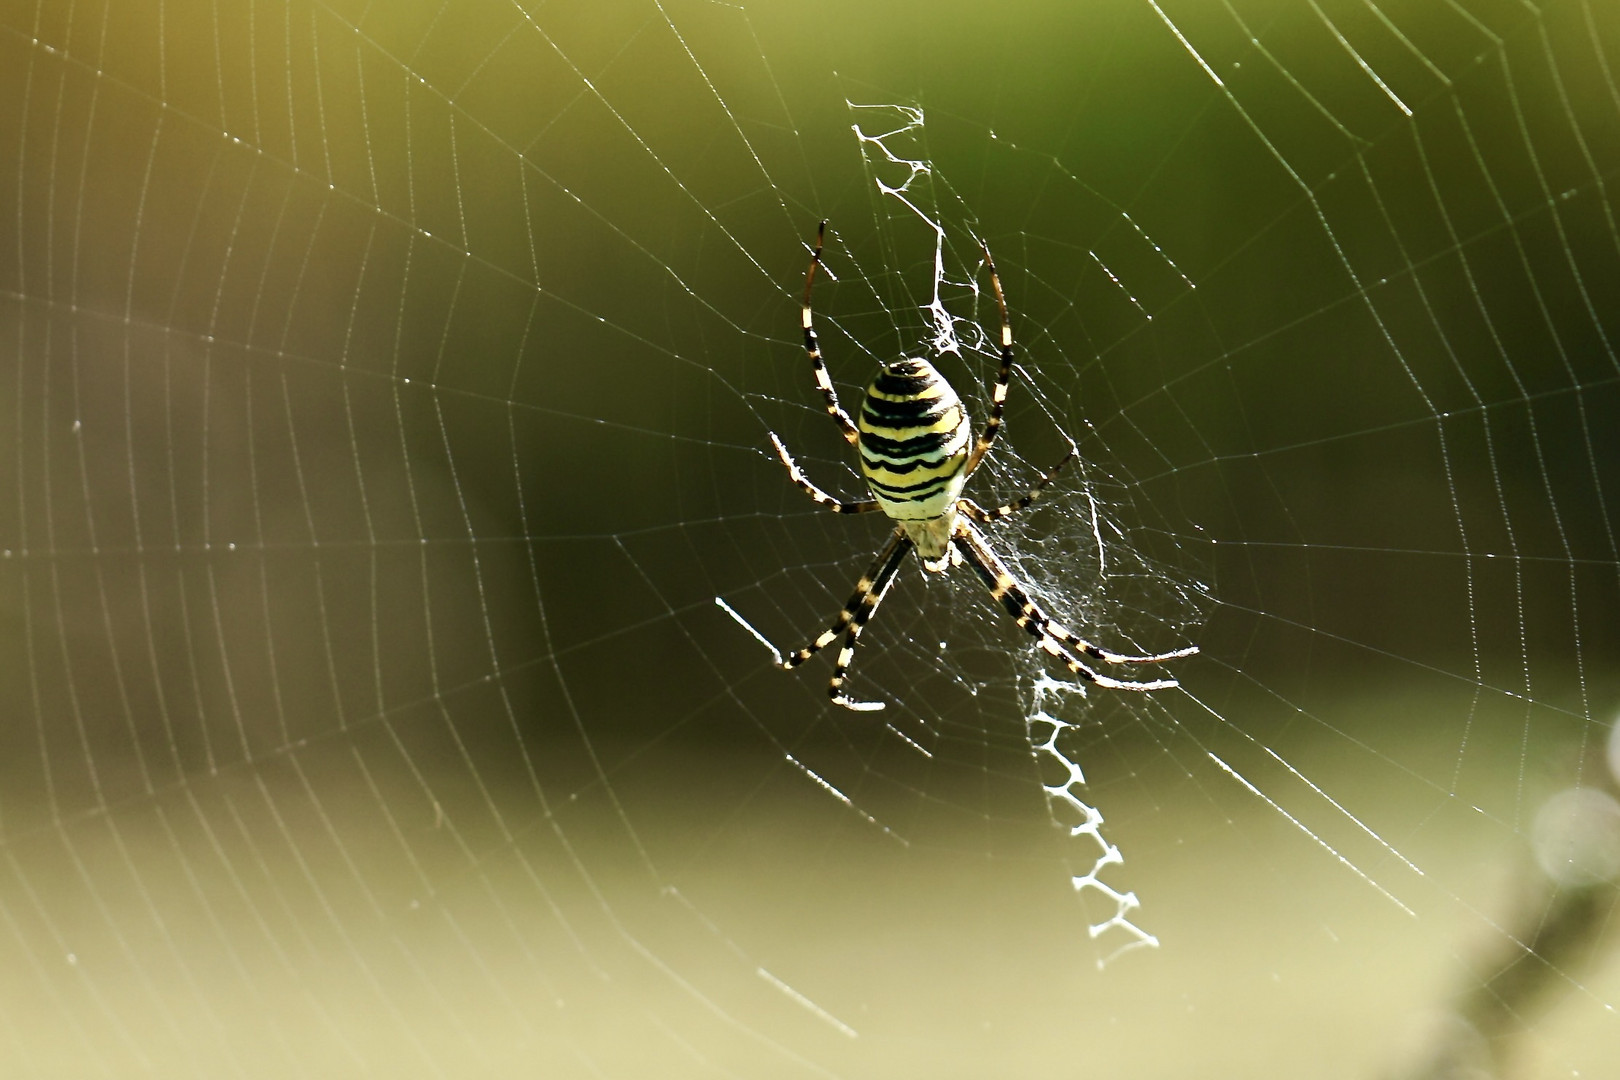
[2,0,1619,1076]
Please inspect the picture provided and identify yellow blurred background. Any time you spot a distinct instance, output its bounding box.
[1,0,1617,1075]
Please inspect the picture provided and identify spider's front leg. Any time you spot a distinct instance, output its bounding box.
[779,529,912,711]
[953,519,1194,689]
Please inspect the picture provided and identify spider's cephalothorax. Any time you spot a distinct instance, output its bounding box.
[748,221,1196,711]
[857,357,970,571]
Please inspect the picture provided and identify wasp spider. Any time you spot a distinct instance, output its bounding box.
[754,222,1196,712]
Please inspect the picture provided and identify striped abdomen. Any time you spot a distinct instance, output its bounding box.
[857,358,971,526]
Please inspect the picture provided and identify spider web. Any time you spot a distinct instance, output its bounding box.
[718,101,1209,961]
[3,0,1619,1076]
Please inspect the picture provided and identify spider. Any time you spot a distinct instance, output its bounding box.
[754,222,1196,712]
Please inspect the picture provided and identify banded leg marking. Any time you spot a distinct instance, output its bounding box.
[803,221,861,446]
[826,535,912,711]
[769,433,881,514]
[953,520,1194,689]
[781,530,912,712]
[958,442,1078,523]
[968,240,1016,475]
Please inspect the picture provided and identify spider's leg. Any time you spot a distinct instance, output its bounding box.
[781,529,912,712]
[959,519,1196,666]
[769,433,881,514]
[953,520,1193,689]
[958,441,1078,523]
[966,240,1016,476]
[803,221,861,447]
[826,535,912,712]
[780,530,908,670]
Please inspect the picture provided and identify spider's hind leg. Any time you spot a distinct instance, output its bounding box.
[958,441,1078,525]
[802,221,862,447]
[966,240,1017,476]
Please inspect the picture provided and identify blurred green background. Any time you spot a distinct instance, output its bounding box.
[1,0,1618,1075]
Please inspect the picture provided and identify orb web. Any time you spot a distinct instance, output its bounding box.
[2,0,1618,1075]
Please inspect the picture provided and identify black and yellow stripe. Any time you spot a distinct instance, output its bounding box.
[856,358,971,521]
[801,221,861,446]
[952,520,1193,687]
[753,222,1196,709]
